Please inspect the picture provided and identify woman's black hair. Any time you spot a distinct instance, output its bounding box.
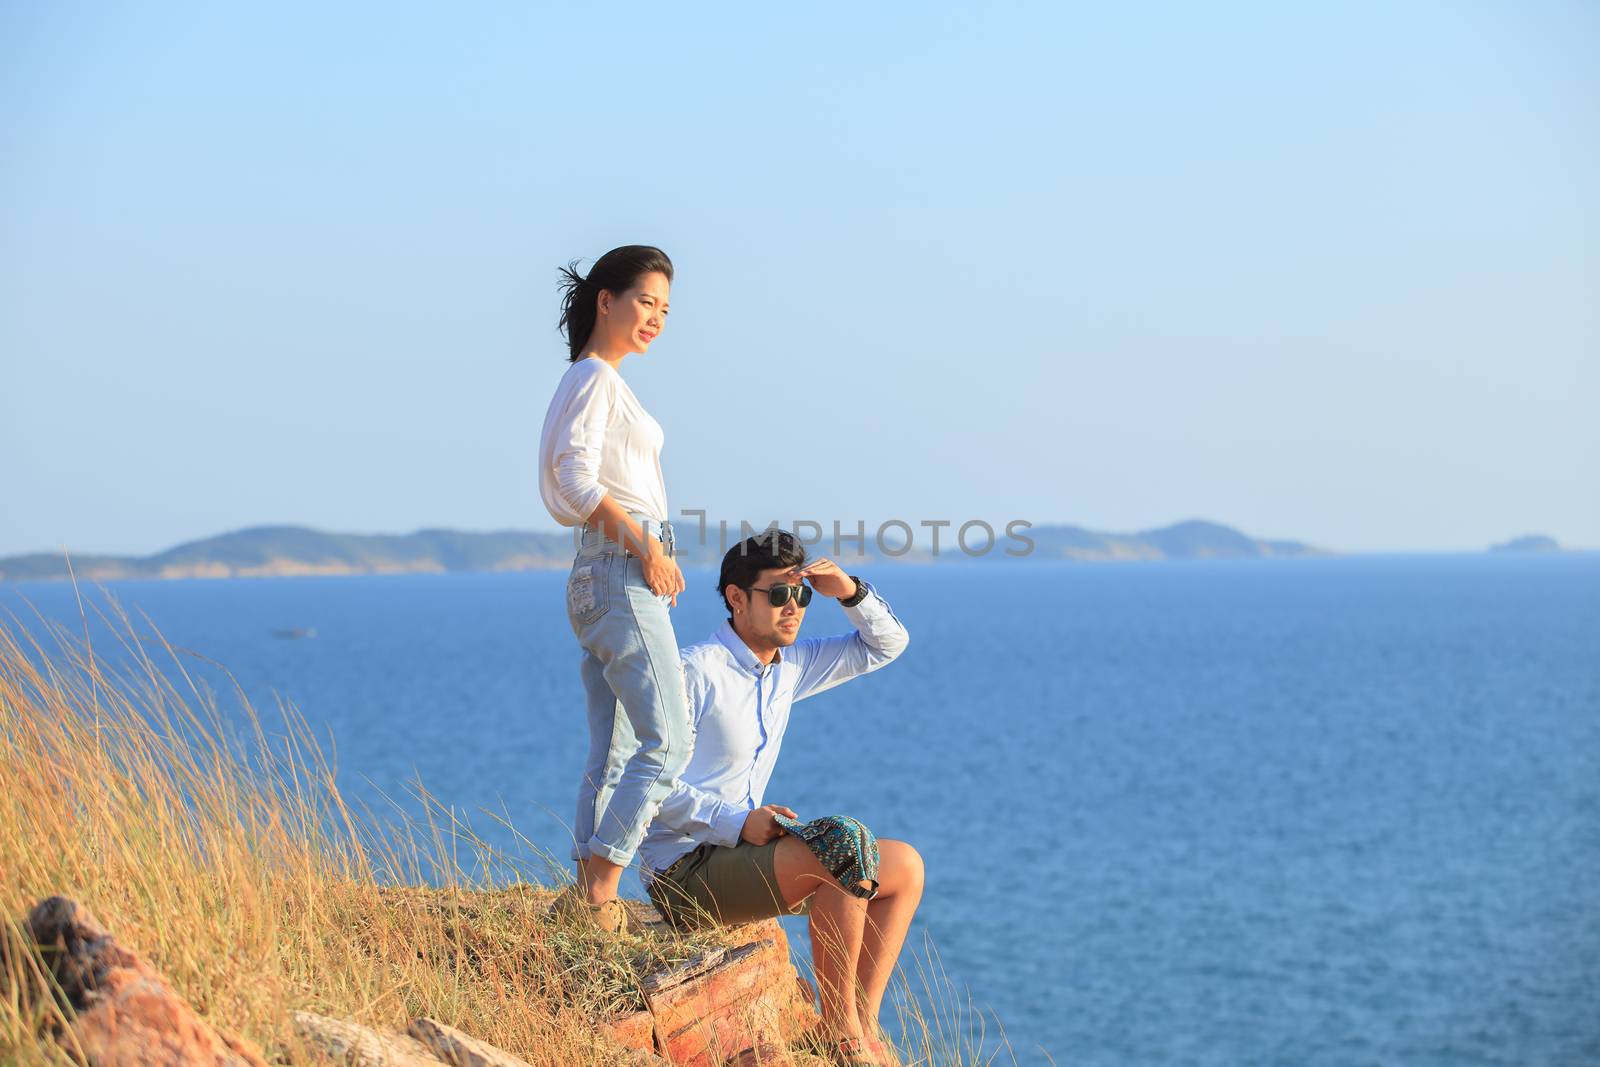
[718,530,809,612]
[557,245,674,361]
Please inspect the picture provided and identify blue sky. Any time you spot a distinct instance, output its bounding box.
[2,1,1595,556]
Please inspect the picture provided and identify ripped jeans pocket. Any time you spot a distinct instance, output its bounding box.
[567,552,614,627]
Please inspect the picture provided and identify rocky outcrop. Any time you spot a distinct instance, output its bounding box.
[21,896,269,1067]
[635,923,817,1066]
[408,1017,543,1067]
[293,1012,450,1067]
[13,895,819,1067]
[295,1012,676,1067]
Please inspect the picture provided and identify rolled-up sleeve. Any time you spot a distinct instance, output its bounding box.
[792,582,910,701]
[551,369,612,521]
[653,780,749,847]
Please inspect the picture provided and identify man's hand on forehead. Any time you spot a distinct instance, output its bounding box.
[792,557,857,600]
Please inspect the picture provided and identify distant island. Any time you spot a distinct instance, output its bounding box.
[0,519,1326,582]
[1489,534,1562,553]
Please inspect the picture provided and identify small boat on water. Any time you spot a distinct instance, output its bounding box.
[270,628,317,640]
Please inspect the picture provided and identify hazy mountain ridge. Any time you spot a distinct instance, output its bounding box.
[1489,534,1561,553]
[1023,520,1319,562]
[0,520,1324,582]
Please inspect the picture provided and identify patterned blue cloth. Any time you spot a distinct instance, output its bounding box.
[773,813,881,900]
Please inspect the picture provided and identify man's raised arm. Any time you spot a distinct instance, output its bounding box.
[791,559,910,701]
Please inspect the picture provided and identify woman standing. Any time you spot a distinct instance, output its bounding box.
[538,245,690,934]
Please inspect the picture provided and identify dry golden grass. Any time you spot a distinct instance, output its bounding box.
[0,591,1007,1066]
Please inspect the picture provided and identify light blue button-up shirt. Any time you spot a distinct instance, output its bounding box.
[639,582,910,877]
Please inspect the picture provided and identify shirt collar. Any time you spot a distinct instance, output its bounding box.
[715,619,781,673]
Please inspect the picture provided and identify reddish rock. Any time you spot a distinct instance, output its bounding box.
[641,920,818,1067]
[615,1052,673,1067]
[24,896,268,1067]
[722,1043,797,1067]
[598,1007,658,1052]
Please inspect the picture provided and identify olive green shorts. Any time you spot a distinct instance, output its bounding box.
[646,841,812,928]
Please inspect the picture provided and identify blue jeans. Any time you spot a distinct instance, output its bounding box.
[566,516,692,867]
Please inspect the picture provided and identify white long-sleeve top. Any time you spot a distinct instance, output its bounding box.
[537,356,668,527]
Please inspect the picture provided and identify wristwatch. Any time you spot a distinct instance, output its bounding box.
[838,576,868,607]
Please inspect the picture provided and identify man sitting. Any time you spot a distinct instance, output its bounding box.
[640,531,921,1066]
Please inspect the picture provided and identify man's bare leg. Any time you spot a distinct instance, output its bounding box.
[810,881,870,1043]
[774,836,867,1042]
[855,839,926,1035]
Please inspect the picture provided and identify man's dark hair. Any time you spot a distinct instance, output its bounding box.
[718,530,808,612]
[556,245,674,361]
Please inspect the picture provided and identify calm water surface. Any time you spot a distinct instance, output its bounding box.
[6,555,1598,1066]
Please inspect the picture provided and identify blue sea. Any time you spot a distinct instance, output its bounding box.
[5,555,1598,1066]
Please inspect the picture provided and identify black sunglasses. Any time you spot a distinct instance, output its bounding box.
[747,582,813,608]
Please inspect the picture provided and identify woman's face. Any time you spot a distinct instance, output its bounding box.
[599,270,670,355]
